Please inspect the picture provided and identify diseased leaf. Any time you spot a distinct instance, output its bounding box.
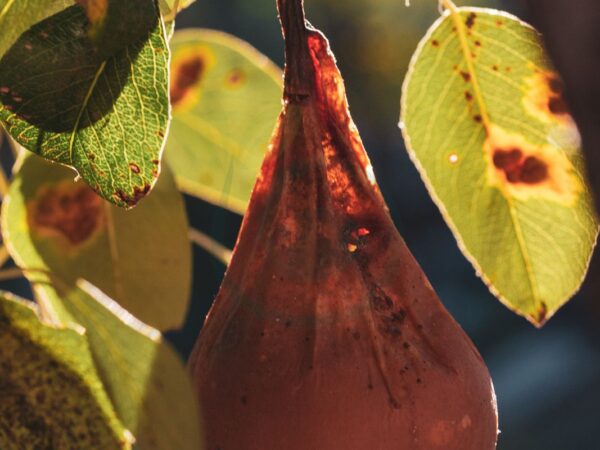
[32,281,202,450]
[167,30,282,214]
[401,7,598,325]
[2,153,191,331]
[0,0,72,59]
[0,291,130,449]
[0,3,170,208]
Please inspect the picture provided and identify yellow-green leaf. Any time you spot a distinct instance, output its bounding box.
[32,281,202,450]
[0,3,170,208]
[0,0,72,59]
[2,153,191,331]
[166,29,282,214]
[0,291,130,449]
[400,6,598,326]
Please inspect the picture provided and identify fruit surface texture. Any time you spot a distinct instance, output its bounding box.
[188,1,498,448]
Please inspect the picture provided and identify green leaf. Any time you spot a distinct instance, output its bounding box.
[32,281,202,450]
[159,0,196,22]
[166,29,282,214]
[0,291,130,449]
[401,6,598,326]
[0,0,72,59]
[0,3,170,208]
[2,153,191,331]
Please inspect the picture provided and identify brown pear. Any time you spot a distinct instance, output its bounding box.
[188,1,498,448]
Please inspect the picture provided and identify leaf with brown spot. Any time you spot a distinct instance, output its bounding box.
[166,29,282,214]
[401,6,598,325]
[2,153,191,331]
[0,1,169,208]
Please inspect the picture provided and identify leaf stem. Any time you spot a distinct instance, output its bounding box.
[440,0,491,130]
[0,267,24,282]
[188,228,232,266]
[0,245,11,269]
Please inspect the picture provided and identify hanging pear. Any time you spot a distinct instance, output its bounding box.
[188,1,498,448]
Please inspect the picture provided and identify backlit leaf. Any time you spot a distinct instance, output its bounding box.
[158,0,196,22]
[0,0,71,59]
[0,291,130,449]
[167,29,282,214]
[2,153,191,331]
[32,281,202,450]
[0,3,170,208]
[401,7,598,325]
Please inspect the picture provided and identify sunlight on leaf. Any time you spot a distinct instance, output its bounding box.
[2,153,191,331]
[167,29,282,214]
[32,281,202,450]
[0,3,170,208]
[401,7,598,326]
[0,291,130,449]
[159,0,196,22]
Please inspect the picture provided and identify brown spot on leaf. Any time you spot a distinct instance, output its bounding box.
[465,91,473,102]
[485,125,581,204]
[474,40,481,47]
[31,183,104,245]
[431,39,439,47]
[548,96,569,115]
[473,114,482,123]
[113,184,151,207]
[128,163,140,174]
[226,68,246,87]
[492,65,499,71]
[520,157,549,184]
[492,148,549,185]
[460,71,471,82]
[547,77,564,94]
[170,55,205,107]
[465,12,477,29]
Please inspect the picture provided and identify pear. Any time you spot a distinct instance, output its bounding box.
[188,1,498,448]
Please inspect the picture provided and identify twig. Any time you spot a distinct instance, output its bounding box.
[188,228,232,266]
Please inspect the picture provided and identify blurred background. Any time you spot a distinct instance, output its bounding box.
[165,1,600,448]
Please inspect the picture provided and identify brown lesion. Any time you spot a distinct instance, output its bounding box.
[485,125,582,205]
[29,182,105,247]
[523,70,574,124]
[170,46,215,111]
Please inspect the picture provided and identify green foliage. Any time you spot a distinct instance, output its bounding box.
[167,29,282,214]
[0,291,130,449]
[0,2,170,208]
[2,153,191,331]
[33,281,202,450]
[0,0,72,59]
[401,6,598,325]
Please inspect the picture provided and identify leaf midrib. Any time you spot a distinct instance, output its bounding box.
[68,61,107,165]
[442,1,542,313]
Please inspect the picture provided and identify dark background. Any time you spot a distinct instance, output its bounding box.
[167,1,600,449]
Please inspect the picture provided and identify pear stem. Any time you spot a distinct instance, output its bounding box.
[277,0,313,99]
